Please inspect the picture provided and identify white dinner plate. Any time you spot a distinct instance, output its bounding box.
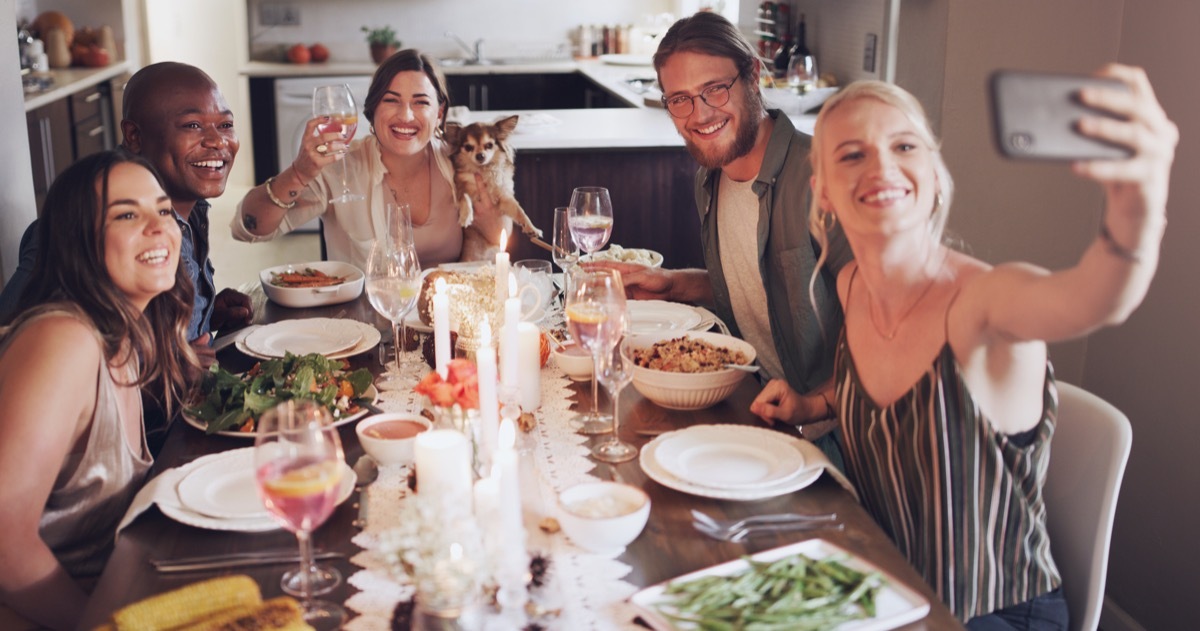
[654,425,806,490]
[176,449,270,520]
[629,538,931,631]
[160,448,356,533]
[182,385,379,439]
[640,426,822,501]
[237,319,381,360]
[627,300,704,334]
[244,318,364,357]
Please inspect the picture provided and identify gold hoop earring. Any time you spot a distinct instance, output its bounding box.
[819,208,836,231]
[932,192,944,216]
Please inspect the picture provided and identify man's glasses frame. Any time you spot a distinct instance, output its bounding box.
[662,75,740,118]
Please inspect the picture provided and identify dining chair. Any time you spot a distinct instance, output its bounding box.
[1044,382,1133,631]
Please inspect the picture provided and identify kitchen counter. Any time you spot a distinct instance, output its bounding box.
[23,60,135,112]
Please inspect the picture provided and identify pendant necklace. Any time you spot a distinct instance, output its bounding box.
[866,253,946,342]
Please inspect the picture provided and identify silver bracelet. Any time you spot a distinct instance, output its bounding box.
[264,176,296,210]
[1099,221,1143,263]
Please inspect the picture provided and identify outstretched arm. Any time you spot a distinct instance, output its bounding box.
[234,117,342,239]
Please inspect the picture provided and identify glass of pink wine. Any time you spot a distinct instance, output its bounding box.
[565,268,626,436]
[313,84,363,204]
[255,400,346,629]
[568,186,614,258]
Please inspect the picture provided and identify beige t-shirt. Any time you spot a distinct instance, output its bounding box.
[716,172,785,381]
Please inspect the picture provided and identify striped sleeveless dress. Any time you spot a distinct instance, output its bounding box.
[833,329,1062,620]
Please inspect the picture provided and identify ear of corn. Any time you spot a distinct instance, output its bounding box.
[175,597,311,631]
[107,574,261,630]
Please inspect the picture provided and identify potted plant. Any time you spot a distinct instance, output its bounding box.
[362,25,400,63]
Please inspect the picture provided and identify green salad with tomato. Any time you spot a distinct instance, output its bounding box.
[187,352,373,434]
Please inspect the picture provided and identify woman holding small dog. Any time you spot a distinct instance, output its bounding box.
[232,49,508,269]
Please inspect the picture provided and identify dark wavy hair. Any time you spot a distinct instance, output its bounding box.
[363,49,450,135]
[14,149,199,413]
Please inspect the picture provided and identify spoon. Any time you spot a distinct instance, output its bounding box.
[351,454,379,528]
[724,363,760,373]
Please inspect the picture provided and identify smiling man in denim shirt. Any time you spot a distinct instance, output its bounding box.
[1,63,251,361]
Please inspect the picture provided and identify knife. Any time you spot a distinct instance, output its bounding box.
[151,550,344,573]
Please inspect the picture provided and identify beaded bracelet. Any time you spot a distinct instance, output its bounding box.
[1099,221,1143,263]
[263,176,296,210]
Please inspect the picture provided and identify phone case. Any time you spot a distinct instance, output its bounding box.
[990,70,1132,161]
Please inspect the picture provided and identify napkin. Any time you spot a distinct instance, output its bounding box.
[793,439,860,502]
[115,450,231,537]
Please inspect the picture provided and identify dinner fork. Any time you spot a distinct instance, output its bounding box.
[694,520,844,543]
[690,509,837,537]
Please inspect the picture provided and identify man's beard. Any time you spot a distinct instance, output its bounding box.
[685,95,764,170]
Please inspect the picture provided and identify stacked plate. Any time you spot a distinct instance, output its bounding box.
[237,318,381,360]
[627,300,709,335]
[640,425,821,501]
[161,448,355,532]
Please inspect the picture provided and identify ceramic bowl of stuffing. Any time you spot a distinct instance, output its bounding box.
[624,331,757,410]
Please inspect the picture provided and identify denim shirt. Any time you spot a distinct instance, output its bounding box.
[0,201,216,342]
[180,200,216,342]
[696,110,853,396]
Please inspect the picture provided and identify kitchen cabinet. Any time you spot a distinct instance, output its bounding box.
[446,73,629,111]
[508,148,703,269]
[24,80,117,213]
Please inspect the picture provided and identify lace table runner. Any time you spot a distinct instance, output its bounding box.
[344,349,643,630]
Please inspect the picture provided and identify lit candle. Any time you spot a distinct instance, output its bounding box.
[495,229,510,309]
[433,277,450,378]
[477,318,499,458]
[517,322,541,411]
[501,274,521,391]
[414,429,472,502]
[495,419,525,552]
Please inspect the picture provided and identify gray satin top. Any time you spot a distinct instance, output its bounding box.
[2,305,152,577]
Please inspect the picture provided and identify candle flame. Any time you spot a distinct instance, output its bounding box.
[435,277,447,294]
[499,417,515,450]
[500,228,508,249]
[508,272,518,299]
[479,316,492,346]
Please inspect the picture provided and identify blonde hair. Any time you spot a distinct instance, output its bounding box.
[807,81,955,280]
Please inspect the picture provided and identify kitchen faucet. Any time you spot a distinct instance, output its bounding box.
[445,31,485,64]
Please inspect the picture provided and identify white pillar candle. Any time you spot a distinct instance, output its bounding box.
[495,419,525,551]
[517,322,541,411]
[494,229,509,309]
[501,274,521,391]
[477,318,499,458]
[433,277,451,378]
[414,429,472,502]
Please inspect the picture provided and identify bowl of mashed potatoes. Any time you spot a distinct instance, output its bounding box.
[557,481,651,553]
[581,245,664,268]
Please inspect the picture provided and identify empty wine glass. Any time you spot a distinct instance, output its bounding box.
[312,84,362,204]
[366,204,422,387]
[568,187,613,258]
[255,400,346,629]
[787,54,818,95]
[552,206,578,310]
[594,329,637,463]
[565,268,626,435]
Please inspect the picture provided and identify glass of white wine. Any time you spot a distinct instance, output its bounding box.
[365,204,421,387]
[312,84,362,204]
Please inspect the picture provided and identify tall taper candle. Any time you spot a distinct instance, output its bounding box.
[501,274,521,391]
[495,229,510,310]
[433,277,450,378]
[477,318,499,458]
[517,322,541,411]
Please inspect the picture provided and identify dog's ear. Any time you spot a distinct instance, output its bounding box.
[492,115,520,139]
[444,122,464,147]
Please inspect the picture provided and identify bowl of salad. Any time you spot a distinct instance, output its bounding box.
[260,261,364,308]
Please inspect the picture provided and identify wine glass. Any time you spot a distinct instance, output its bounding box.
[787,53,818,95]
[568,187,614,258]
[255,400,346,629]
[565,268,626,435]
[366,204,422,387]
[312,84,362,204]
[594,327,637,463]
[551,206,578,310]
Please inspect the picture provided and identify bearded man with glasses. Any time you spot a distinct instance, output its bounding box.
[588,12,852,466]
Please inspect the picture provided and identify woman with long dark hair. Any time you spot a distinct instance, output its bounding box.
[0,150,200,629]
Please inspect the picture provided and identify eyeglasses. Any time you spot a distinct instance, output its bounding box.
[662,75,739,118]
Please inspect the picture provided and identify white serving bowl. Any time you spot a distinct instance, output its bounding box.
[355,413,432,466]
[625,331,757,411]
[260,261,365,308]
[552,342,593,381]
[557,481,651,553]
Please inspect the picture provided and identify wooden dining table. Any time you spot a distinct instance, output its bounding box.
[78,291,962,630]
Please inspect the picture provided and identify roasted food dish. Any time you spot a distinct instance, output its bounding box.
[269,267,349,288]
[630,336,750,373]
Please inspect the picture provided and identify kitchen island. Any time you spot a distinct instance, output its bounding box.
[241,58,816,268]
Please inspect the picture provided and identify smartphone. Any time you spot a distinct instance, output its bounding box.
[990,70,1132,161]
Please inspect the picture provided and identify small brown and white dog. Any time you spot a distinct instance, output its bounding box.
[444,115,542,260]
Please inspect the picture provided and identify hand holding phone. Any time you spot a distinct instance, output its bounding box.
[990,70,1133,161]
